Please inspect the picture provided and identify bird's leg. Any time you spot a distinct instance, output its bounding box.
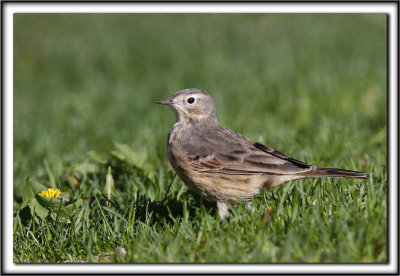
[217,201,229,219]
[246,201,254,212]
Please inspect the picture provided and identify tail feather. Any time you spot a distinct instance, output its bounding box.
[301,166,370,179]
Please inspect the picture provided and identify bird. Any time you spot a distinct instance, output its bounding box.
[156,88,370,219]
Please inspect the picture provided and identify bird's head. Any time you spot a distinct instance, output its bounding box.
[156,88,218,125]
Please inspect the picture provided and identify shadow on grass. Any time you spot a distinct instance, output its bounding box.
[133,193,218,223]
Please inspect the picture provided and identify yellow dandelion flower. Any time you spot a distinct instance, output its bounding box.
[40,188,61,199]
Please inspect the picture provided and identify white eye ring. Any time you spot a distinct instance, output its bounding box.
[187,97,195,104]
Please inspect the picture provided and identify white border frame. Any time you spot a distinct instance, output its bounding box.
[3,2,398,274]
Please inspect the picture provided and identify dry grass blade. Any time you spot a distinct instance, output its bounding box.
[263,208,272,226]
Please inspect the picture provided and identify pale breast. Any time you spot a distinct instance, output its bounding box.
[167,124,203,195]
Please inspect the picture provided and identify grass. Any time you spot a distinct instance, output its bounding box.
[13,14,387,263]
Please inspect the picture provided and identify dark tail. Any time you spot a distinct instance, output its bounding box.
[301,166,370,179]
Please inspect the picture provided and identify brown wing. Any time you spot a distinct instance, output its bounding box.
[186,126,312,175]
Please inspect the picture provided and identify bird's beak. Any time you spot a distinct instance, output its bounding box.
[155,98,173,105]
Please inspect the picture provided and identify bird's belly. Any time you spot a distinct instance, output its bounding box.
[169,151,264,202]
[188,172,265,203]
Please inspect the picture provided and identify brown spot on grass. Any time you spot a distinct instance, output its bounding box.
[351,153,367,168]
[299,256,310,263]
[63,175,79,186]
[263,208,272,226]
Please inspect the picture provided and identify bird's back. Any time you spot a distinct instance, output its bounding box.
[175,124,312,175]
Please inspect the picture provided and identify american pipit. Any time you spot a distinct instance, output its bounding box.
[156,88,370,219]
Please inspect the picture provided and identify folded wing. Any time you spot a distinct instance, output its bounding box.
[187,126,312,175]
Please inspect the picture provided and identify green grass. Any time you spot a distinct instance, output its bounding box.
[13,14,387,263]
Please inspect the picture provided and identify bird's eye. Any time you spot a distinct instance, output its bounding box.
[187,97,195,104]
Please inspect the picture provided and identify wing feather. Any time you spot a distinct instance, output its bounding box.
[187,126,312,175]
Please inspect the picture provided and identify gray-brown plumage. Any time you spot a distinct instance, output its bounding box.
[156,88,370,219]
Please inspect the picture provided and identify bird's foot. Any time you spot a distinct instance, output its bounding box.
[217,202,229,219]
[246,201,254,212]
